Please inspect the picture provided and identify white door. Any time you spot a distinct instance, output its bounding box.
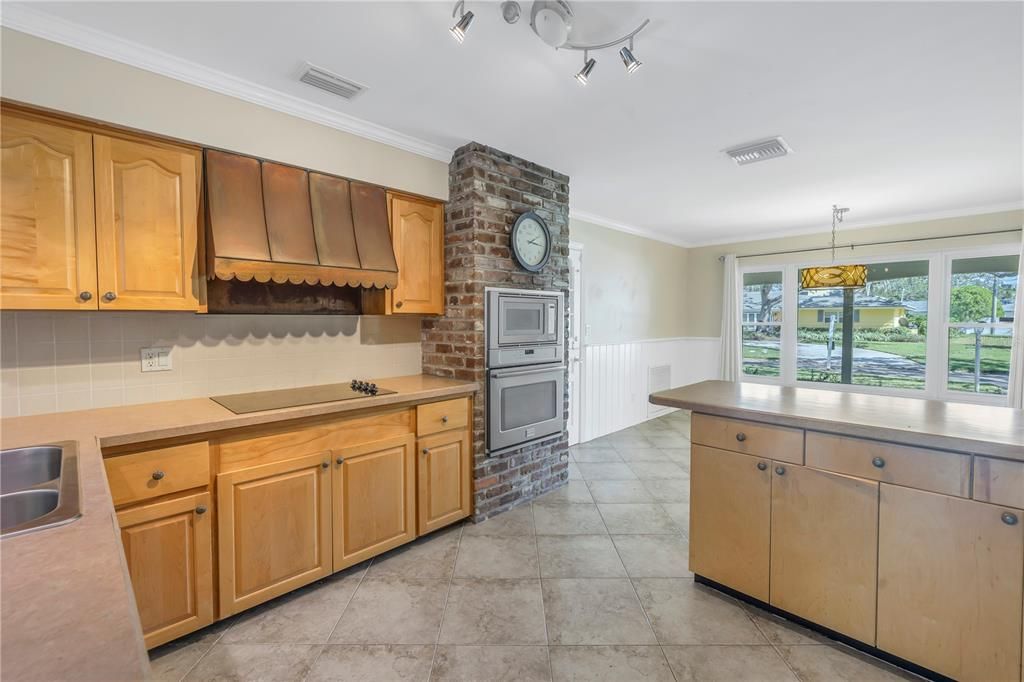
[568,243,584,445]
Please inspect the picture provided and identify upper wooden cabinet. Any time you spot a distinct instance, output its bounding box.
[0,109,202,311]
[1,114,98,309]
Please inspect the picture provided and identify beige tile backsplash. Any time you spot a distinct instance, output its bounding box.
[0,311,423,417]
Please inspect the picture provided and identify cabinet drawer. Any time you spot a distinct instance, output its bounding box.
[973,457,1024,509]
[691,413,804,464]
[417,398,469,436]
[105,441,210,506]
[806,432,970,497]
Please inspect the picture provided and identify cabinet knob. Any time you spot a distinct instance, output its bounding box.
[757,461,767,471]
[195,505,207,515]
[336,456,345,465]
[151,470,165,481]
[774,466,786,476]
[321,461,329,469]
[422,448,430,455]
[79,291,92,301]
[102,291,117,302]
[395,300,404,309]
[441,415,449,424]
[872,457,886,469]
[1002,512,1019,526]
[735,432,747,442]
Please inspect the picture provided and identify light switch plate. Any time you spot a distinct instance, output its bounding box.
[141,347,172,372]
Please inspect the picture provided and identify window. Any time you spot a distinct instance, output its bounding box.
[945,254,1018,397]
[741,271,782,378]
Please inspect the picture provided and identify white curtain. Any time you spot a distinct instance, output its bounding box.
[1009,232,1024,409]
[719,254,742,381]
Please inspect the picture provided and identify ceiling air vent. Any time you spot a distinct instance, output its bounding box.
[724,137,793,166]
[299,63,366,101]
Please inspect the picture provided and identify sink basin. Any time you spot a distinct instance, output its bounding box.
[0,442,80,538]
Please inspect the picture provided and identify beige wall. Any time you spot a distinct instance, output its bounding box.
[0,29,448,199]
[685,209,1023,337]
[570,218,688,345]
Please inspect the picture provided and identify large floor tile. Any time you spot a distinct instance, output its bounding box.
[534,480,594,505]
[641,478,690,503]
[306,645,434,681]
[463,504,535,536]
[549,645,674,681]
[438,579,548,644]
[660,503,690,530]
[330,577,448,645]
[598,504,678,534]
[366,526,461,579]
[631,579,766,645]
[431,645,551,681]
[742,605,831,645]
[576,462,638,480]
[612,535,691,578]
[542,578,657,645]
[183,643,320,681]
[587,480,655,504]
[454,535,539,578]
[626,462,688,480]
[614,447,671,462]
[568,461,583,480]
[660,448,691,466]
[663,645,798,682]
[777,645,918,681]
[644,433,692,448]
[537,535,627,578]
[533,503,607,535]
[149,620,229,681]
[603,433,654,448]
[572,447,623,463]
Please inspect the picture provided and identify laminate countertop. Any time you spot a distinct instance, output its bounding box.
[650,380,1024,461]
[0,374,478,682]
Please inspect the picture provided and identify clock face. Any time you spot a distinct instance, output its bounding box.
[513,217,549,268]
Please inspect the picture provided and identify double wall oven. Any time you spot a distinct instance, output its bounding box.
[486,288,566,454]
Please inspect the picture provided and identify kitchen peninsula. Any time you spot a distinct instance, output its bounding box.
[650,380,1024,682]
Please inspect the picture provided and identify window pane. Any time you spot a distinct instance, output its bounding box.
[742,324,780,377]
[743,271,783,323]
[947,327,1012,395]
[949,255,1019,324]
[797,260,928,390]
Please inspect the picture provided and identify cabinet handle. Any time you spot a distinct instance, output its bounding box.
[102,291,117,302]
[441,415,449,424]
[79,291,92,302]
[395,300,403,309]
[321,461,329,469]
[336,456,345,465]
[735,432,747,442]
[757,461,767,471]
[774,466,786,476]
[151,470,165,481]
[872,456,886,469]
[1002,512,1019,526]
[422,448,430,455]
[195,505,207,515]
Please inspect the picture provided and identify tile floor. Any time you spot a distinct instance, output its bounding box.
[151,411,919,681]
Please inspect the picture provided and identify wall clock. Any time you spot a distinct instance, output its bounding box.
[510,211,552,273]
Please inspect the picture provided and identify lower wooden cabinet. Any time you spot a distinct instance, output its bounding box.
[769,464,879,644]
[217,452,333,616]
[417,428,472,535]
[333,434,417,571]
[689,445,771,601]
[877,485,1024,682]
[117,491,213,649]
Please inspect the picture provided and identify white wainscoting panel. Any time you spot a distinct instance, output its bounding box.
[580,337,721,442]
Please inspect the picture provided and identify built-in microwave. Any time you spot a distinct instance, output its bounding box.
[485,287,564,368]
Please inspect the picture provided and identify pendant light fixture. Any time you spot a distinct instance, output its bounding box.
[799,205,868,289]
[575,53,596,84]
[450,1,475,43]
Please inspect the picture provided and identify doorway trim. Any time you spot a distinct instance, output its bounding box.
[568,241,584,445]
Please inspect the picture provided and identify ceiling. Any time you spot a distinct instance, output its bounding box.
[8,1,1021,246]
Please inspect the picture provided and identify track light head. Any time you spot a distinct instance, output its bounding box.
[619,45,642,74]
[450,10,474,43]
[575,57,596,85]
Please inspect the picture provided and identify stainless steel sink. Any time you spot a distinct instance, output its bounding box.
[1,442,80,537]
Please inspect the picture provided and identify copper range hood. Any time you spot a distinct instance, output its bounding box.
[204,149,398,312]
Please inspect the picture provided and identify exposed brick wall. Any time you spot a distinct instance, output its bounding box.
[421,142,571,521]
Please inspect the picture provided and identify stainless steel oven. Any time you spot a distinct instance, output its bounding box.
[486,287,564,368]
[487,363,565,454]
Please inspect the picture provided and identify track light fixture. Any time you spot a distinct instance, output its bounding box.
[450,1,474,43]
[448,1,650,85]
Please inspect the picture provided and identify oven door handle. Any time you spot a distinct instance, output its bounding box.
[490,365,563,379]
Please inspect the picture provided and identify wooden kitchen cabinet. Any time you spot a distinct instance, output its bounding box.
[0,113,98,309]
[689,445,771,601]
[877,484,1024,682]
[117,491,214,649]
[93,135,201,310]
[333,434,417,570]
[769,464,878,644]
[217,452,333,615]
[418,427,472,534]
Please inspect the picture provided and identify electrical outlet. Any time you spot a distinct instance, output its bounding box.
[141,347,172,372]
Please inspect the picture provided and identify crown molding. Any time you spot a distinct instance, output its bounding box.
[569,210,692,248]
[0,4,454,162]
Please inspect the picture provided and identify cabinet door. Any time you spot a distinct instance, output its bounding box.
[1,114,97,309]
[93,135,201,310]
[389,194,443,314]
[418,428,472,534]
[770,465,878,644]
[333,434,416,570]
[117,491,213,649]
[217,452,332,615]
[877,485,1024,681]
[689,445,771,601]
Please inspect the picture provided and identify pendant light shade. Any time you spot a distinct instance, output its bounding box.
[799,264,868,290]
[619,46,642,73]
[575,57,596,84]
[450,10,474,42]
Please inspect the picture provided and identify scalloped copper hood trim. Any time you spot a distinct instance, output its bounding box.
[212,258,396,289]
